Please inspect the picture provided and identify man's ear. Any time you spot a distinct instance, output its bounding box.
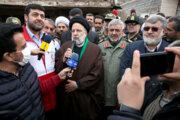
[3,52,14,62]
[177,31,180,40]
[24,14,28,23]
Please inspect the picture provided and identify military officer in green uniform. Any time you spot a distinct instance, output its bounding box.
[98,19,129,119]
[125,15,142,43]
[98,13,116,44]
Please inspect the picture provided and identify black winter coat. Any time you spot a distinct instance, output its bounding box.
[0,63,45,120]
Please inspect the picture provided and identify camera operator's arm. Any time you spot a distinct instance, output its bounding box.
[117,50,150,110]
[160,47,180,80]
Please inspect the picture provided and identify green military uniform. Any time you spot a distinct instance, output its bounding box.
[98,37,129,106]
[125,33,142,43]
[98,13,116,44]
[125,15,142,43]
[97,30,106,44]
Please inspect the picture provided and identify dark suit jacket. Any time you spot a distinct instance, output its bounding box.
[119,39,170,79]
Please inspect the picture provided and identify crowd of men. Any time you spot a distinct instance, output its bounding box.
[0,3,180,120]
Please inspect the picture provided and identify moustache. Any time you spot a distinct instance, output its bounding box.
[34,20,43,25]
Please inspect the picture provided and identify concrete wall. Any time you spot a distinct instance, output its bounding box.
[160,0,179,16]
[120,0,162,18]
[0,0,113,22]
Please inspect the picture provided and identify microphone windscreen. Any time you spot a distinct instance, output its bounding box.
[71,53,79,61]
[66,53,79,68]
[40,35,53,51]
[43,34,53,43]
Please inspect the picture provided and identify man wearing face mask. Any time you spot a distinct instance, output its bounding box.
[55,16,104,120]
[98,19,129,120]
[0,23,72,120]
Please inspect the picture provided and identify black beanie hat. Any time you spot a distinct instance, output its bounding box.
[69,16,90,33]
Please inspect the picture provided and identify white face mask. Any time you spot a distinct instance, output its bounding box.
[13,47,31,66]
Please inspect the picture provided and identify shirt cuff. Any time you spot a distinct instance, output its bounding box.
[119,104,141,116]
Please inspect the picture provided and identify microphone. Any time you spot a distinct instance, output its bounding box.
[38,34,53,60]
[71,41,76,50]
[65,53,79,80]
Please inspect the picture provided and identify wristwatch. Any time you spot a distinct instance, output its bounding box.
[119,104,141,115]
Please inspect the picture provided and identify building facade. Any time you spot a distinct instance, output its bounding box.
[0,0,115,23]
[119,0,180,18]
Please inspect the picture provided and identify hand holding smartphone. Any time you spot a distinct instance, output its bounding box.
[140,51,175,76]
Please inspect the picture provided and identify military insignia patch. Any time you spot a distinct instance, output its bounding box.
[104,42,109,47]
[121,43,125,48]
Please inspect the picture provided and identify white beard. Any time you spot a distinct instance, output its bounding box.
[143,30,163,45]
[72,33,86,47]
[109,35,122,43]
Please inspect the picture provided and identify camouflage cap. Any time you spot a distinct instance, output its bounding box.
[104,13,116,20]
[6,17,21,25]
[125,15,140,24]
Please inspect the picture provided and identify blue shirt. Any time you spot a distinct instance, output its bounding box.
[26,25,43,47]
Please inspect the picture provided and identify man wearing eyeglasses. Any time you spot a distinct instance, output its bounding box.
[124,15,142,42]
[120,15,170,80]
[118,14,171,120]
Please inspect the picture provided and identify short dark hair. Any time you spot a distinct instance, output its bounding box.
[24,4,45,15]
[0,23,23,61]
[69,8,83,17]
[94,15,104,23]
[86,13,94,17]
[169,15,180,32]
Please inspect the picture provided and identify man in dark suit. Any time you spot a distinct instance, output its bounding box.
[120,15,170,79]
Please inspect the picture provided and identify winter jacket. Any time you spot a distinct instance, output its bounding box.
[0,63,45,120]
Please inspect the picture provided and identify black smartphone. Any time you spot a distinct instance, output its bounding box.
[140,51,175,76]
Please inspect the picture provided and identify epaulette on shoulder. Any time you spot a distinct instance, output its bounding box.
[98,39,104,44]
[127,39,133,43]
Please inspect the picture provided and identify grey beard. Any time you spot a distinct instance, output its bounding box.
[143,31,163,45]
[109,36,122,43]
[72,34,86,47]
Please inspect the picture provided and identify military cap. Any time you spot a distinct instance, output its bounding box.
[6,17,21,25]
[125,15,140,24]
[104,13,116,20]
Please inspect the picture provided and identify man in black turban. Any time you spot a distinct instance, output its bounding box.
[55,15,104,120]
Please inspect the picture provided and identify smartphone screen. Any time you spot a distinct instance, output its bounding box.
[140,51,175,76]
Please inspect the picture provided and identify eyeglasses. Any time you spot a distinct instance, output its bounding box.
[127,22,137,26]
[143,27,160,32]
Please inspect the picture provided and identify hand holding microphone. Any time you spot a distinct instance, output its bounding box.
[38,34,53,60]
[65,53,79,80]
[65,53,79,92]
[63,41,75,63]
